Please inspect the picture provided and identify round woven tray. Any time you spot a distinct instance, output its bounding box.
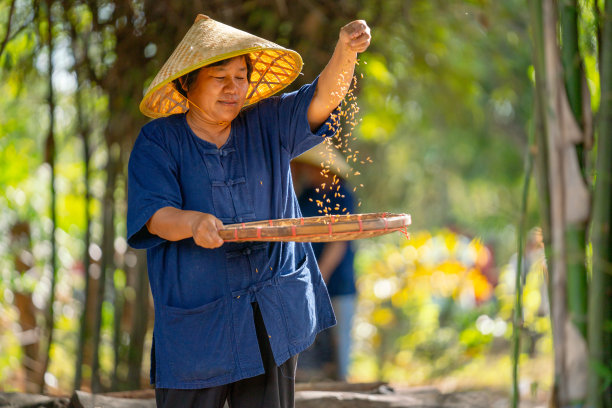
[218,213,411,242]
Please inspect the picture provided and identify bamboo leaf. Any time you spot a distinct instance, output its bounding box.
[590,361,612,391]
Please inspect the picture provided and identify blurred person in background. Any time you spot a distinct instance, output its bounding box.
[500,227,548,356]
[292,143,357,382]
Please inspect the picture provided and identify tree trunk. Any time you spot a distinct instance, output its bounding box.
[529,0,591,405]
[40,0,57,394]
[587,0,612,404]
[512,127,534,408]
[126,250,150,390]
[73,52,93,392]
[10,221,43,392]
[559,0,589,342]
[111,264,125,391]
[91,149,120,393]
[528,0,552,277]
[14,291,42,392]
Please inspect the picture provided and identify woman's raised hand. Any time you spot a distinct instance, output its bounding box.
[339,20,371,54]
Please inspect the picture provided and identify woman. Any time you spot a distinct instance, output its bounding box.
[127,14,370,408]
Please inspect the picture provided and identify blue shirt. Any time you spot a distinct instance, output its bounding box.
[297,182,357,297]
[127,79,337,389]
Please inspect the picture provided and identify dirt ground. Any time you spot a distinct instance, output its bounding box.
[1,383,550,408]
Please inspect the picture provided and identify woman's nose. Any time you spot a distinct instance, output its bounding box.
[223,78,238,93]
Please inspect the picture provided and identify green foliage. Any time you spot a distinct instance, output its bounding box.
[578,0,602,112]
[346,0,535,266]
[0,284,23,390]
[590,361,612,393]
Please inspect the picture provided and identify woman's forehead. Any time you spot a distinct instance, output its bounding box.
[206,57,247,71]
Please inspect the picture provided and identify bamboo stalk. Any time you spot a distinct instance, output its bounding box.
[512,124,534,408]
[559,0,583,125]
[559,0,589,342]
[541,0,570,402]
[529,0,592,404]
[91,153,119,393]
[72,30,93,390]
[528,0,553,290]
[587,0,612,404]
[40,0,57,394]
[111,269,125,390]
[126,250,149,390]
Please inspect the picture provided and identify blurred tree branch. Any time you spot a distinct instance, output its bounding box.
[0,0,40,59]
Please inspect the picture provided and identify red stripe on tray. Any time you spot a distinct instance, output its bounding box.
[358,214,363,232]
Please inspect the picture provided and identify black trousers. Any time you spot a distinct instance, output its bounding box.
[155,303,298,408]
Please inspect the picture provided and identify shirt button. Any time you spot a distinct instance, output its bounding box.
[243,248,251,255]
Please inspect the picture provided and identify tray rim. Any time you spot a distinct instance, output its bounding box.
[218,212,411,242]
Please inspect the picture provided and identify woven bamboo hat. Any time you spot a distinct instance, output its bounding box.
[139,14,303,118]
[293,142,353,179]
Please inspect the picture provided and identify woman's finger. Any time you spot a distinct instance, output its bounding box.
[351,33,370,45]
[350,35,370,51]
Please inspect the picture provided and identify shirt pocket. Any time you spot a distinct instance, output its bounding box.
[163,297,233,382]
[278,256,317,345]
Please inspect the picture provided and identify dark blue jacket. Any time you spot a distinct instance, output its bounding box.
[127,79,337,389]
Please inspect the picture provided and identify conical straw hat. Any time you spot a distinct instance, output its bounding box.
[293,142,354,179]
[139,14,303,118]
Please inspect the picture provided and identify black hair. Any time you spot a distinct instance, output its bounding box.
[172,54,253,98]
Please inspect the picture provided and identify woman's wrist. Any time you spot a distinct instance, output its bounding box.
[335,40,358,63]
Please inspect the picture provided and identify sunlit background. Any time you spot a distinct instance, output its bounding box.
[5,0,606,402]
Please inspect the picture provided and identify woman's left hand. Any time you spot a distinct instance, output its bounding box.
[339,20,371,54]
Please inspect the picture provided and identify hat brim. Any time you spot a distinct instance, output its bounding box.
[139,16,303,118]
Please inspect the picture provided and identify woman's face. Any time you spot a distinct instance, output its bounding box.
[187,56,249,123]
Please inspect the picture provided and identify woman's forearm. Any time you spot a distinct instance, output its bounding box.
[147,206,224,248]
[308,45,357,129]
[307,20,371,130]
[147,207,197,241]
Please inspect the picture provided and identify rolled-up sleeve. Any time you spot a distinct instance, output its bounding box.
[127,127,182,249]
[273,77,341,158]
